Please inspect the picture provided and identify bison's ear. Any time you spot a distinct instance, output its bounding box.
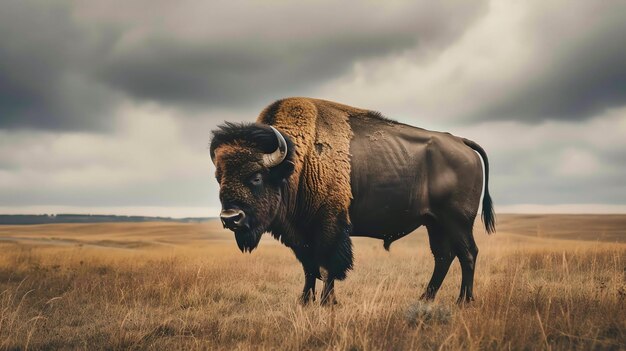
[269,160,295,184]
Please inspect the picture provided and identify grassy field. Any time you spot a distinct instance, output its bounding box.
[0,215,624,350]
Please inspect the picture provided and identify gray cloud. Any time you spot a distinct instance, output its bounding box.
[472,2,626,122]
[0,105,215,208]
[1,0,625,214]
[95,1,487,108]
[97,35,417,108]
[449,108,626,206]
[0,0,120,131]
[0,0,486,130]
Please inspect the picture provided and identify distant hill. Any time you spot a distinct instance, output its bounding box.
[0,214,213,225]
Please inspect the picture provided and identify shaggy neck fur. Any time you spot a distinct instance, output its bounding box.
[257,98,358,246]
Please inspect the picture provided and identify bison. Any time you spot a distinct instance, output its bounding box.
[210,97,495,305]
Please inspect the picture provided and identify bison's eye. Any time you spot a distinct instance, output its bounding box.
[250,173,263,186]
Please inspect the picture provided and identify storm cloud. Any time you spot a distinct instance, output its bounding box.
[315,1,626,125]
[0,0,120,131]
[0,0,625,214]
[0,0,486,130]
[473,2,626,122]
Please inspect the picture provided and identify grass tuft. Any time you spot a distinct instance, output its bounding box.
[405,301,452,326]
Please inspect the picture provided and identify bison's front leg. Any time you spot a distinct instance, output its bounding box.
[319,226,354,306]
[292,246,319,305]
[300,266,318,305]
[300,271,317,304]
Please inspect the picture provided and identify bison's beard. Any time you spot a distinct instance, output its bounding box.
[233,226,264,253]
[229,205,277,253]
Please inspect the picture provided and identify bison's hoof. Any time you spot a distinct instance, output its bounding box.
[456,296,475,306]
[320,296,338,306]
[299,293,315,305]
[419,293,435,301]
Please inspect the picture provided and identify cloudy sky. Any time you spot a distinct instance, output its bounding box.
[1,0,625,217]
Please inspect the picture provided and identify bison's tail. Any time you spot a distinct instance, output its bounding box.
[463,138,496,234]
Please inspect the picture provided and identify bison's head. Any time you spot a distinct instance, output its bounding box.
[210,123,295,252]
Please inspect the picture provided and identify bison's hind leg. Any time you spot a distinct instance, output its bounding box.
[420,219,455,301]
[421,213,480,303]
[454,228,479,304]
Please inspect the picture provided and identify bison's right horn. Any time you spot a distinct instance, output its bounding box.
[262,126,288,168]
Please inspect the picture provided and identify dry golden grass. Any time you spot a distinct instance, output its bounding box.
[0,215,625,350]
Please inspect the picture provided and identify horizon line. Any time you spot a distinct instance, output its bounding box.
[0,204,625,218]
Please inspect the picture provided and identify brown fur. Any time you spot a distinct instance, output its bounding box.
[213,140,284,246]
[257,98,356,227]
[214,143,262,207]
[253,98,362,303]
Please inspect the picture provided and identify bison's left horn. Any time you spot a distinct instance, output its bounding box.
[262,126,288,168]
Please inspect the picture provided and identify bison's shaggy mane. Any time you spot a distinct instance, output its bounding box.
[210,122,295,162]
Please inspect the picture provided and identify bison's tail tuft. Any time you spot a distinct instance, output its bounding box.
[481,186,496,234]
[463,138,496,234]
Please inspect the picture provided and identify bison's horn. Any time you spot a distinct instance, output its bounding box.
[262,126,288,168]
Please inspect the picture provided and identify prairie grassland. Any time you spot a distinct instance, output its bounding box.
[0,215,624,350]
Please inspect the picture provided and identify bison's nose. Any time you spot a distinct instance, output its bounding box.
[220,209,246,230]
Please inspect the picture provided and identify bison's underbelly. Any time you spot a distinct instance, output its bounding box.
[349,187,423,240]
[351,209,422,240]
